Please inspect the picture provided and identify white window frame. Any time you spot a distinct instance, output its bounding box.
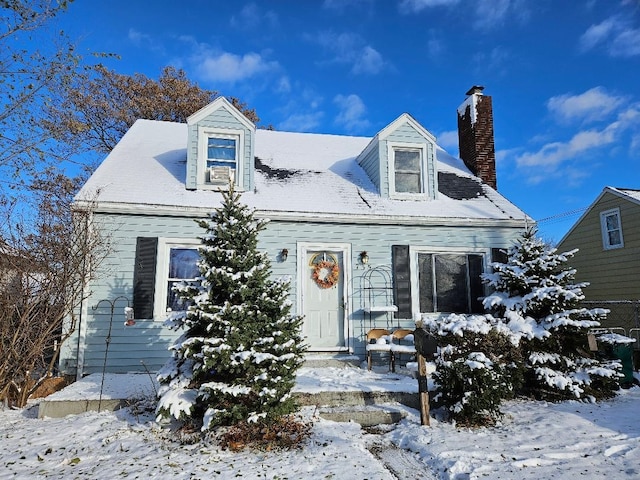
[409,246,489,316]
[600,208,624,250]
[388,141,429,200]
[197,126,245,190]
[154,238,201,318]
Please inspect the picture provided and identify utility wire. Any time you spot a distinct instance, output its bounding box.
[536,207,588,224]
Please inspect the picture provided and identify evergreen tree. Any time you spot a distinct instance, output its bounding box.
[156,184,306,431]
[483,228,621,401]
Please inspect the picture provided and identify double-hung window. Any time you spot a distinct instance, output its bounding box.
[600,208,624,250]
[198,126,244,188]
[155,240,201,315]
[388,142,428,199]
[206,135,237,185]
[416,252,484,314]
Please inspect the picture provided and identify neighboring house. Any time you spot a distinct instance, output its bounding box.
[557,187,640,332]
[60,86,530,378]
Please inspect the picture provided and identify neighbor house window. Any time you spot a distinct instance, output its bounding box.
[600,208,624,250]
[388,142,428,199]
[198,126,244,188]
[155,240,201,315]
[417,252,484,313]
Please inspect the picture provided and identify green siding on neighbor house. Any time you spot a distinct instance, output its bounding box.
[558,191,640,302]
[60,210,524,375]
[186,105,254,191]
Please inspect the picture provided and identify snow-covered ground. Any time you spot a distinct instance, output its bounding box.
[2,369,640,479]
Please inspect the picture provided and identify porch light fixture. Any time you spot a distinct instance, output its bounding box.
[359,251,369,265]
[280,248,289,262]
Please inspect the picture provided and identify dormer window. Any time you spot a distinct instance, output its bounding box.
[388,142,428,199]
[197,126,245,189]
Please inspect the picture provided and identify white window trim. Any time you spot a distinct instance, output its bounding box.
[197,126,245,190]
[387,141,429,200]
[408,246,489,317]
[154,238,201,319]
[600,208,624,250]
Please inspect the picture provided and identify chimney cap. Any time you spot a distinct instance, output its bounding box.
[465,85,485,96]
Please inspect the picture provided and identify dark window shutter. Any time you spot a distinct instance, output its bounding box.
[491,247,508,265]
[392,245,412,319]
[468,254,484,313]
[133,237,158,319]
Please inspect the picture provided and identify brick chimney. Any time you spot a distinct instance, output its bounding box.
[457,86,497,190]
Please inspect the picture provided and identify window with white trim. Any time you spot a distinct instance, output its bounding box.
[155,240,201,315]
[600,208,624,250]
[416,252,484,313]
[388,142,428,199]
[198,126,244,188]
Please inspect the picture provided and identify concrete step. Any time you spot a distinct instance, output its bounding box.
[317,404,408,426]
[303,354,361,368]
[294,390,418,410]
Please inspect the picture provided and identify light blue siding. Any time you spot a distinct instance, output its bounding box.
[357,140,381,192]
[60,210,524,375]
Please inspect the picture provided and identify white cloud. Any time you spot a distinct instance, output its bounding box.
[278,112,324,132]
[194,51,278,84]
[352,46,384,74]
[546,87,625,124]
[436,130,459,152]
[516,128,616,169]
[333,94,370,133]
[313,31,387,75]
[579,15,640,57]
[128,29,164,53]
[400,0,528,30]
[230,3,278,30]
[398,0,461,13]
[515,102,640,184]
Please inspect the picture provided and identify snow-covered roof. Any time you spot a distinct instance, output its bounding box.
[608,187,640,206]
[557,186,640,245]
[76,119,529,225]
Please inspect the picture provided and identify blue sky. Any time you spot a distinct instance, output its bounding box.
[55,0,639,243]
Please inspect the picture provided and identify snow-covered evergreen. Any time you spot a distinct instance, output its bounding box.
[483,228,621,401]
[156,184,306,431]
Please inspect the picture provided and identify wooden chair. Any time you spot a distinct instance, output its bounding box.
[390,328,416,372]
[365,328,391,370]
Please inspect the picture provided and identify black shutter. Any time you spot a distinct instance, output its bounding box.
[491,247,509,265]
[392,245,412,319]
[468,254,484,313]
[133,237,158,319]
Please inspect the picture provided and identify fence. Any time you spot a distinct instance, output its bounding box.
[582,300,640,348]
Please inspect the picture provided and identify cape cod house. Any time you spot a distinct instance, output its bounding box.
[60,86,531,378]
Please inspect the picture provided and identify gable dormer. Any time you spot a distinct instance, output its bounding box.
[356,113,437,200]
[186,97,255,191]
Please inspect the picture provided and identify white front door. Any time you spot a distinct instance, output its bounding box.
[301,247,349,351]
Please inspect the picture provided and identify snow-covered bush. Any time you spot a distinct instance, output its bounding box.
[425,314,523,426]
[483,228,621,402]
[156,184,306,432]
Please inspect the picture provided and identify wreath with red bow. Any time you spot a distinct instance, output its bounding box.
[312,260,340,289]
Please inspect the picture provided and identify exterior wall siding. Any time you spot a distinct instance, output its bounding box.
[559,192,640,302]
[357,142,380,191]
[61,210,524,375]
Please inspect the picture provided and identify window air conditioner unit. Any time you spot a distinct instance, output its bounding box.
[208,166,234,184]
